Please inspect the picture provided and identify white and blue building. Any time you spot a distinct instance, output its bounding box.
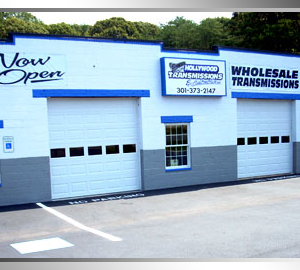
[0,33,300,206]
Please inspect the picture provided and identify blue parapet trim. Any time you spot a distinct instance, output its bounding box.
[161,115,193,123]
[33,89,150,98]
[3,33,300,58]
[231,91,300,100]
[165,167,192,172]
[162,47,219,56]
[218,46,300,58]
[1,33,220,56]
[0,33,163,47]
[0,120,3,129]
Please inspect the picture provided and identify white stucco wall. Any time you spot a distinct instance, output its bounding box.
[1,34,300,160]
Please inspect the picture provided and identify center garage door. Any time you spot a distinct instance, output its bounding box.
[237,99,293,179]
[48,98,141,200]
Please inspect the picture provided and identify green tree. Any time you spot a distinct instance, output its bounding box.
[0,12,41,23]
[133,21,160,40]
[229,12,300,53]
[47,22,80,36]
[0,17,49,39]
[88,17,160,40]
[159,16,198,49]
[70,24,91,36]
[196,17,232,50]
[159,16,233,51]
[89,17,140,39]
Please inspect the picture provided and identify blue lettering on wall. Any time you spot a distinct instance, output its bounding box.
[231,65,299,89]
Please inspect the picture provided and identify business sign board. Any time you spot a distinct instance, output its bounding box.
[161,57,226,96]
[0,52,66,86]
[230,64,300,93]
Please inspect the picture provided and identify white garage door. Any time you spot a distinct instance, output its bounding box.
[48,98,141,200]
[237,99,292,179]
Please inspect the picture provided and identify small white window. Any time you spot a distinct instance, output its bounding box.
[165,124,190,169]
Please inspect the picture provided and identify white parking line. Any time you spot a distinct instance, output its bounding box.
[36,203,122,242]
[11,237,74,254]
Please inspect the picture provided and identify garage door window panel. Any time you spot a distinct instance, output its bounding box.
[51,148,66,158]
[237,138,245,145]
[271,136,280,144]
[259,137,268,144]
[123,144,136,153]
[282,136,290,143]
[70,147,84,157]
[88,146,102,156]
[106,145,119,155]
[247,137,257,145]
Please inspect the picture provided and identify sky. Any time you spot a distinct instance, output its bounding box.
[30,12,233,26]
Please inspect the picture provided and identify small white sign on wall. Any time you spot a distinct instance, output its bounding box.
[3,136,14,153]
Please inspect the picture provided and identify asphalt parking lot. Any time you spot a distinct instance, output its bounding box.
[1,176,300,258]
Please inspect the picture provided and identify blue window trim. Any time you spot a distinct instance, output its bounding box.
[32,89,150,98]
[161,116,193,123]
[232,91,300,100]
[163,118,192,171]
[0,120,3,129]
[165,167,192,172]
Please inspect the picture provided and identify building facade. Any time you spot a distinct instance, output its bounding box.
[0,33,300,207]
